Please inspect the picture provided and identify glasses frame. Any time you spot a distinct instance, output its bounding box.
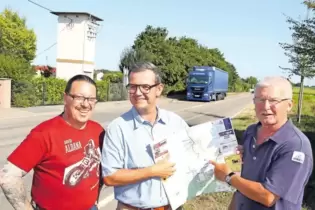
[67,93,98,105]
[253,98,290,106]
[126,83,160,94]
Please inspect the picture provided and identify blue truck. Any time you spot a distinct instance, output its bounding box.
[186,66,229,102]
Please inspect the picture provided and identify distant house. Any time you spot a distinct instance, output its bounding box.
[34,65,56,78]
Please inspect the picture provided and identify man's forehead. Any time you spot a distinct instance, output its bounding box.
[129,70,156,82]
[70,81,96,93]
[255,86,286,98]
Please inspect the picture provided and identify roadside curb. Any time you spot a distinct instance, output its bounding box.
[230,103,253,119]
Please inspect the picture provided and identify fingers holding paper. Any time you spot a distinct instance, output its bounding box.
[150,154,176,180]
[209,160,232,182]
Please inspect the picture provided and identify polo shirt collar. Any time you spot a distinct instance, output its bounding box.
[131,106,167,129]
[252,119,294,144]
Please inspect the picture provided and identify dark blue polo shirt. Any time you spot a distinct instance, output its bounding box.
[235,120,313,210]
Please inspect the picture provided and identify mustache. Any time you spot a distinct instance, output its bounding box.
[75,104,91,110]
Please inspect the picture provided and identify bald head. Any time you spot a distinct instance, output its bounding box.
[254,76,292,99]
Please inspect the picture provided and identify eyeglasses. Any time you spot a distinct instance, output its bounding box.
[67,93,98,105]
[126,83,160,94]
[253,98,290,105]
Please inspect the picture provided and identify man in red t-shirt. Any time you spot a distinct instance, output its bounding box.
[0,75,105,210]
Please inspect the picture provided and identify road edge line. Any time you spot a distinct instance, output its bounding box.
[97,192,115,208]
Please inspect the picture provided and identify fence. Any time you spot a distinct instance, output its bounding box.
[97,82,128,103]
[11,80,128,107]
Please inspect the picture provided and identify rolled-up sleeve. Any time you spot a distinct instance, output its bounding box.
[262,150,312,204]
[101,124,124,177]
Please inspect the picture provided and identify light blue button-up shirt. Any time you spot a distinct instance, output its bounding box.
[101,106,189,209]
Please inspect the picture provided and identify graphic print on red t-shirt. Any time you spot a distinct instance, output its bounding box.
[63,138,101,190]
[7,115,105,210]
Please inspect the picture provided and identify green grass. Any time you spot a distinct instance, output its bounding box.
[183,87,315,210]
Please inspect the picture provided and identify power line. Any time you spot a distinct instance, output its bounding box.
[27,0,73,60]
[36,43,57,57]
[28,0,52,12]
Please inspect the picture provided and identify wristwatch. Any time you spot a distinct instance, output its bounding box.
[225,172,236,185]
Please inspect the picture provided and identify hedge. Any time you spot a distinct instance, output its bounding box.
[11,77,119,107]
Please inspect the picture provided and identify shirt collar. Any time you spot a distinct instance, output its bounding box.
[252,119,293,144]
[131,106,167,129]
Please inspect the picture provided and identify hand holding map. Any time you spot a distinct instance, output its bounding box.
[151,118,242,210]
[150,154,176,180]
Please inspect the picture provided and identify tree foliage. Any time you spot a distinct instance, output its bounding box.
[279,5,315,123]
[0,54,34,80]
[120,25,254,93]
[244,76,259,88]
[119,47,153,72]
[0,8,37,62]
[279,17,315,78]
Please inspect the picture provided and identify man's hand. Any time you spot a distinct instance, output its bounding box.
[209,160,232,182]
[150,155,176,179]
[236,145,244,160]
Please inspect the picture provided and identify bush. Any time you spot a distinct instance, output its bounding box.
[11,77,66,107]
[11,77,119,107]
[96,80,110,102]
[102,72,123,83]
[0,54,34,81]
[11,80,38,107]
[32,77,67,105]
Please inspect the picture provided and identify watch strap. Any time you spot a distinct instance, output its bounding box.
[225,172,236,185]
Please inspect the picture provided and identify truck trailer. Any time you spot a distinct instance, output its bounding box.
[186,66,229,102]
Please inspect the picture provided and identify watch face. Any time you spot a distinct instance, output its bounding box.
[225,176,231,183]
[225,172,235,184]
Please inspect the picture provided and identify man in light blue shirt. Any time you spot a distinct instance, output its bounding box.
[101,62,188,210]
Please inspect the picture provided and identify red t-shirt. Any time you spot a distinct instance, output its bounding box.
[7,115,105,210]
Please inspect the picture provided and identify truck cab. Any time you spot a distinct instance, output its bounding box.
[186,66,229,102]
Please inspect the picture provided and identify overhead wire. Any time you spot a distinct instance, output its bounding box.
[27,0,73,59]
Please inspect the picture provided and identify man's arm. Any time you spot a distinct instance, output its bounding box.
[214,149,312,207]
[103,167,153,186]
[229,175,279,207]
[0,162,32,210]
[1,129,46,210]
[103,157,175,186]
[101,122,176,187]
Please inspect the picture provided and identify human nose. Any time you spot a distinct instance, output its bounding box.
[135,86,142,95]
[81,98,90,107]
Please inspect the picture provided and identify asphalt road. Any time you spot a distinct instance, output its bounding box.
[0,93,253,210]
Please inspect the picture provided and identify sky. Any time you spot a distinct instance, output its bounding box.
[1,0,315,85]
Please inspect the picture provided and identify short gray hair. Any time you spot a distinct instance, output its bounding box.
[128,62,163,84]
[255,76,293,99]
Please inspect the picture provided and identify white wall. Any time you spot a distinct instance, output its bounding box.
[55,14,100,81]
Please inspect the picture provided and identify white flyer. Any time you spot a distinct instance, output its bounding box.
[151,117,241,210]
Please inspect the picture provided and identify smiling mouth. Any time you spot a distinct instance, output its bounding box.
[262,113,273,117]
[78,110,90,114]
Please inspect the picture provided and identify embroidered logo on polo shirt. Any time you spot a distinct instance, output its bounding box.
[291,151,305,164]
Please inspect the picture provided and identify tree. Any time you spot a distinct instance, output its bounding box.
[245,76,259,88]
[279,5,315,123]
[0,54,34,80]
[120,25,251,94]
[119,47,153,72]
[0,8,37,62]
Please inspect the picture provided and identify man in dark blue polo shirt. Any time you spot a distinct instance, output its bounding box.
[210,76,313,210]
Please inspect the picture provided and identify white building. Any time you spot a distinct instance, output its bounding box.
[51,11,103,80]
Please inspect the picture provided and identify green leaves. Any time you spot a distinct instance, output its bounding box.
[0,8,36,62]
[0,54,34,81]
[120,25,250,93]
[279,13,315,79]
